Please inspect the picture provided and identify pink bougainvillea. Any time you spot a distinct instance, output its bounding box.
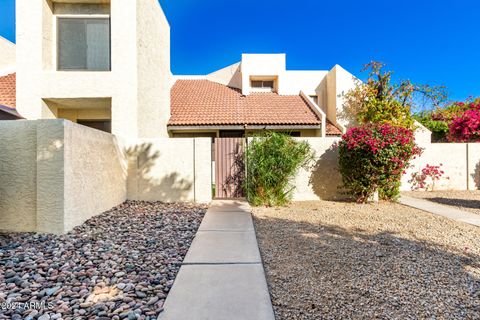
[409,164,449,191]
[338,123,422,202]
[448,108,480,142]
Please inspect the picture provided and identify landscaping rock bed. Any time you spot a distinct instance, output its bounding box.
[253,201,480,320]
[0,201,207,320]
[404,190,480,215]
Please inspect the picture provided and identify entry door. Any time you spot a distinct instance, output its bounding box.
[214,138,246,199]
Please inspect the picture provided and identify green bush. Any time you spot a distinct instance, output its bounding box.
[245,132,313,206]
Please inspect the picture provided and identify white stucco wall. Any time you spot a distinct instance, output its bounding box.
[136,0,171,138]
[290,137,480,201]
[467,143,480,190]
[401,143,468,191]
[0,119,128,234]
[63,121,128,232]
[292,138,343,201]
[207,62,242,89]
[126,138,212,203]
[0,36,15,72]
[16,0,171,139]
[324,65,357,128]
[0,121,38,232]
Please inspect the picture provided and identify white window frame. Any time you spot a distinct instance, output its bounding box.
[250,77,277,93]
[54,14,111,72]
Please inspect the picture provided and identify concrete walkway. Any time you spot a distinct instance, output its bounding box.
[400,196,480,227]
[158,200,275,320]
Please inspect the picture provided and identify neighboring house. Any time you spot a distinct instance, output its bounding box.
[0,36,15,72]
[169,54,355,137]
[5,0,357,138]
[0,73,21,120]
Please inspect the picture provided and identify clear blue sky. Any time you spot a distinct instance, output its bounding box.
[1,0,479,101]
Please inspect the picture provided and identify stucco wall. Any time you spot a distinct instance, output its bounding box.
[0,36,15,71]
[126,138,212,203]
[16,0,171,139]
[63,121,127,232]
[292,138,343,201]
[136,0,171,138]
[0,121,38,232]
[0,119,128,234]
[291,137,480,201]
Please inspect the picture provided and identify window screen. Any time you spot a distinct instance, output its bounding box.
[58,18,111,71]
[251,80,274,89]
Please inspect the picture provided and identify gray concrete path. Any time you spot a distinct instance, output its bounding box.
[399,196,480,227]
[158,200,275,320]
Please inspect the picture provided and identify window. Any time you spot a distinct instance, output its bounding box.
[77,120,111,133]
[310,95,319,105]
[58,18,111,71]
[251,80,275,92]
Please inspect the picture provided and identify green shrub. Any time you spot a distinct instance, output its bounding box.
[338,123,422,203]
[245,132,313,206]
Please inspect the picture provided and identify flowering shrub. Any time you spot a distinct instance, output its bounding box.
[409,164,448,191]
[338,123,422,202]
[414,98,480,142]
[448,107,480,142]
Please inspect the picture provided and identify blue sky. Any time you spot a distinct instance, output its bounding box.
[1,0,479,101]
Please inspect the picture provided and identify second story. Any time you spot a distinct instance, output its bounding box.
[201,54,357,129]
[16,0,172,138]
[0,36,15,73]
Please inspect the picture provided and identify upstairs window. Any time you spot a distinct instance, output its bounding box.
[310,95,319,105]
[57,18,111,71]
[251,80,275,92]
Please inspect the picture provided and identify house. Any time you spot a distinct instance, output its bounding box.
[4,0,357,139]
[169,54,356,138]
[0,36,15,71]
[16,0,171,139]
[0,73,21,120]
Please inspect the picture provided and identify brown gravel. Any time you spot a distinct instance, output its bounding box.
[253,201,480,320]
[404,190,480,216]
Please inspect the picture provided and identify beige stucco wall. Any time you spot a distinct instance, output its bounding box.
[467,143,480,190]
[0,121,38,232]
[0,36,16,71]
[324,65,357,128]
[58,108,111,122]
[63,121,127,232]
[0,119,128,234]
[126,138,212,203]
[207,62,242,89]
[401,143,468,191]
[290,137,480,201]
[16,0,171,139]
[291,138,343,201]
[136,0,171,138]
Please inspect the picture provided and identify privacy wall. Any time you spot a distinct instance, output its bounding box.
[0,120,212,234]
[0,120,128,234]
[291,137,480,201]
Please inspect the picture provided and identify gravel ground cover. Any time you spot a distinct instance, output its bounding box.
[404,190,480,215]
[0,201,206,320]
[253,201,480,320]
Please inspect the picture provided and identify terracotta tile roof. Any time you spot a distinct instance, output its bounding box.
[0,73,16,109]
[170,79,342,135]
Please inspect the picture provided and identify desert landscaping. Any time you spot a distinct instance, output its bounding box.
[253,200,480,320]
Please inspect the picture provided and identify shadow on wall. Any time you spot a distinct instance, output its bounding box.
[474,162,480,190]
[125,143,193,202]
[308,144,345,200]
[254,214,480,318]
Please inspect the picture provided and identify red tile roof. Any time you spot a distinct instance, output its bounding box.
[0,73,16,109]
[170,80,342,135]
